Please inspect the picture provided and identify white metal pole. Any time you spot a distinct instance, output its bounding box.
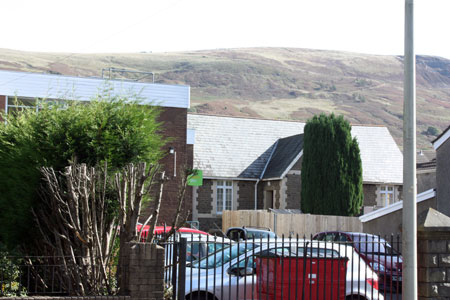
[403,0,417,298]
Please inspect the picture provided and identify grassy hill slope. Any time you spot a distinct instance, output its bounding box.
[1,47,450,149]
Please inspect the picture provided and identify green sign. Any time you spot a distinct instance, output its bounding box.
[187,169,203,186]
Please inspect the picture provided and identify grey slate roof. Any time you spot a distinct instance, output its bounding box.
[262,134,304,179]
[187,114,403,184]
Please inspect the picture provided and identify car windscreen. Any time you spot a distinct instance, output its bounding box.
[190,243,256,269]
[353,236,399,255]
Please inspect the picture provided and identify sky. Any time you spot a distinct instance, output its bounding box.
[0,0,449,59]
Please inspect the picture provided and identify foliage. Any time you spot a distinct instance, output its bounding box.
[301,113,363,216]
[0,94,164,249]
[0,245,26,297]
[426,126,439,136]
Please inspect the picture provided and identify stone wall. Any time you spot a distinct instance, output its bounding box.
[196,180,213,214]
[363,184,377,207]
[417,209,450,299]
[285,173,301,209]
[237,181,255,210]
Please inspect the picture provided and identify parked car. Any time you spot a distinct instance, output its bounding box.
[313,231,402,292]
[182,239,383,300]
[225,226,277,241]
[136,225,208,240]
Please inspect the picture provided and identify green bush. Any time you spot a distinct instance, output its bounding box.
[0,94,165,249]
[0,245,26,296]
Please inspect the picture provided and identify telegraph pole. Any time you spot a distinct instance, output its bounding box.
[402,0,418,298]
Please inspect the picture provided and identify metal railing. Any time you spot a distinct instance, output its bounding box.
[0,255,118,297]
[164,233,402,300]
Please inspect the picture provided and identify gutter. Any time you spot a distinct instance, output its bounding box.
[255,140,279,210]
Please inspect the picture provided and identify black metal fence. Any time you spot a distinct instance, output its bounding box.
[0,255,118,297]
[165,233,402,300]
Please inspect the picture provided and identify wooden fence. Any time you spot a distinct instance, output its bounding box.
[222,210,362,237]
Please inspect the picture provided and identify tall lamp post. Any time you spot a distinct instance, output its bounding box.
[402,0,418,298]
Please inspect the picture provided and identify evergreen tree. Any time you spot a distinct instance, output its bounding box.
[301,114,363,216]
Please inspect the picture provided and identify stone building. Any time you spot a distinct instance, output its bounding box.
[0,69,193,223]
[187,114,403,231]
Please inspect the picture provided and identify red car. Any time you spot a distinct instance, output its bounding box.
[313,231,402,293]
[136,225,208,240]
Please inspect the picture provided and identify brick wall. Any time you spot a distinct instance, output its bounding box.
[0,95,5,121]
[121,242,165,300]
[143,107,192,224]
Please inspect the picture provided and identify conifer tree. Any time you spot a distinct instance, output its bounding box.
[301,114,363,216]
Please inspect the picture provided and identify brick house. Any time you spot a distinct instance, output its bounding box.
[187,114,403,231]
[0,70,193,223]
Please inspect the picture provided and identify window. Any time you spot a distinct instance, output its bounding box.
[216,180,232,214]
[379,185,396,206]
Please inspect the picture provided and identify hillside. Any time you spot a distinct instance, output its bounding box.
[1,47,450,149]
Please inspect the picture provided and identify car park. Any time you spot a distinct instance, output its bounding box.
[182,239,383,300]
[313,231,402,292]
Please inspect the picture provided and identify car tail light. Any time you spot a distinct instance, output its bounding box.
[366,278,379,290]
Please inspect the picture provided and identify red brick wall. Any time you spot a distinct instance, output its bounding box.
[0,95,5,121]
[146,107,192,224]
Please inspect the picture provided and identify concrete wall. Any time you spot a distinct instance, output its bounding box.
[436,138,450,216]
[418,170,436,194]
[362,197,437,238]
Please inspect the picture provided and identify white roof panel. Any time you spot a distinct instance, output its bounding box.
[0,70,190,108]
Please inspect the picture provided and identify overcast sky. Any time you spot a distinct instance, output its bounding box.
[1,0,449,59]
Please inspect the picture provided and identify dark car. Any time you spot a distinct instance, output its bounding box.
[313,231,402,292]
[225,226,277,241]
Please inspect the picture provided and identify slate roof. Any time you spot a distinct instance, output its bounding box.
[262,134,304,179]
[187,114,403,184]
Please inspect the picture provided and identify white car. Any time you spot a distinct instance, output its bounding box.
[182,239,384,300]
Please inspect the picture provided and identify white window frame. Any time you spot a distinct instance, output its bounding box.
[216,180,233,214]
[378,185,396,207]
